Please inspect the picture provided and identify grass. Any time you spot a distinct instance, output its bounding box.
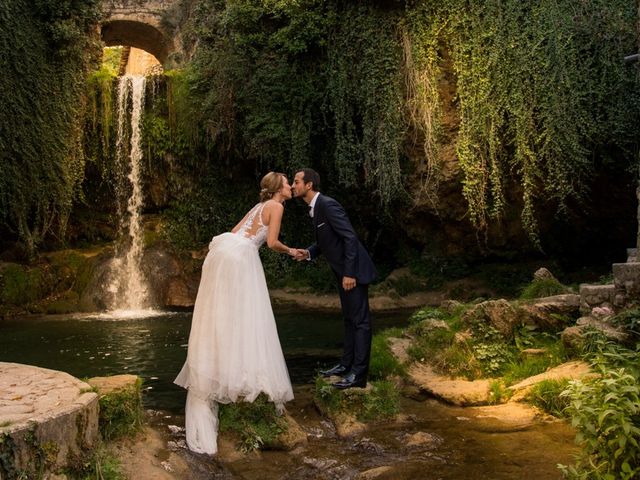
[97,378,144,441]
[519,277,569,300]
[219,394,288,453]
[525,379,571,417]
[369,329,407,380]
[65,444,127,480]
[314,377,399,422]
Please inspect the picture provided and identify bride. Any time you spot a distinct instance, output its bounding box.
[175,172,296,455]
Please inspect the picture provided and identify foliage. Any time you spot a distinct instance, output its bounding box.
[369,330,407,381]
[218,393,287,453]
[65,444,127,480]
[96,378,144,441]
[612,308,640,340]
[559,339,640,479]
[0,264,47,306]
[409,0,640,244]
[0,0,101,256]
[526,379,570,418]
[314,377,399,423]
[519,277,569,300]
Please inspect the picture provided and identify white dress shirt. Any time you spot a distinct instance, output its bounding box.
[308,192,320,218]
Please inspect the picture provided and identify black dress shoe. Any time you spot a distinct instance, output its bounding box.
[320,364,348,377]
[332,373,367,389]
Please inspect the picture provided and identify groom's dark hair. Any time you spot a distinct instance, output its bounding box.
[299,168,321,192]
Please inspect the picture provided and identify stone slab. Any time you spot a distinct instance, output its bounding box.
[0,362,99,476]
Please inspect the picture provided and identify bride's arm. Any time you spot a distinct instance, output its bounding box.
[265,202,295,255]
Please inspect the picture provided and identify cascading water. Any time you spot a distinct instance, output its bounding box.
[106,74,152,314]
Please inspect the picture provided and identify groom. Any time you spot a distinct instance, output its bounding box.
[292,168,377,389]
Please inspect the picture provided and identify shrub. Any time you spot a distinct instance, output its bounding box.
[519,277,568,300]
[559,341,640,479]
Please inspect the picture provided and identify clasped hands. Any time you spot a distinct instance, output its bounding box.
[288,248,309,261]
[287,248,356,291]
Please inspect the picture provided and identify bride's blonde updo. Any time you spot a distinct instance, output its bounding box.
[259,172,286,202]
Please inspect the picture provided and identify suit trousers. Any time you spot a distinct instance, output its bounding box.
[337,282,372,379]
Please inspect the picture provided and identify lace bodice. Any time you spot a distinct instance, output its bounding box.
[235,202,269,247]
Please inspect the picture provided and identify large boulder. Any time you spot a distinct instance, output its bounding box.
[461,299,520,339]
[518,294,580,332]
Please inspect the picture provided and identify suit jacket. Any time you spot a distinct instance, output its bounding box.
[307,194,377,285]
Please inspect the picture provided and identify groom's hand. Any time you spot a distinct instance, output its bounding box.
[342,276,356,291]
[292,249,309,261]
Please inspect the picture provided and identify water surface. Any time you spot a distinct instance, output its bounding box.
[0,310,409,411]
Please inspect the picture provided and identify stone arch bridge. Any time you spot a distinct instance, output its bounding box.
[101,0,183,66]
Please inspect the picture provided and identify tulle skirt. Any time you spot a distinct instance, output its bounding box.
[174,232,293,454]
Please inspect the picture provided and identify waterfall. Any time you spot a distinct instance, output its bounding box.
[106,74,152,313]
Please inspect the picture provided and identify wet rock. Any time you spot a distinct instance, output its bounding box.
[408,363,492,406]
[302,457,339,470]
[461,299,520,339]
[404,431,441,448]
[355,466,394,479]
[267,413,308,450]
[465,403,549,432]
[334,412,367,438]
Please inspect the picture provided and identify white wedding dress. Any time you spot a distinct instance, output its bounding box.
[174,202,294,455]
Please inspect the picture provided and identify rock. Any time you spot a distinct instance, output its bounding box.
[575,316,628,342]
[534,268,556,281]
[509,361,593,401]
[333,412,367,438]
[388,337,412,364]
[303,456,339,470]
[613,262,640,301]
[355,466,394,479]
[408,363,493,406]
[561,316,628,352]
[267,413,308,450]
[404,431,440,448]
[520,348,547,356]
[454,330,472,345]
[461,299,520,339]
[560,326,585,352]
[0,363,99,478]
[87,374,140,395]
[440,299,462,314]
[465,403,550,432]
[164,277,196,308]
[579,284,615,315]
[518,294,580,332]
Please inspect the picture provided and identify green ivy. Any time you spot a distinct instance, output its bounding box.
[0,0,101,256]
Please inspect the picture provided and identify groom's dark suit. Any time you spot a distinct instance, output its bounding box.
[307,194,377,381]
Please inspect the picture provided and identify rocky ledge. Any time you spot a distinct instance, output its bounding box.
[0,362,99,478]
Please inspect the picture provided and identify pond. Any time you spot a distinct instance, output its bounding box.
[0,309,410,412]
[0,308,578,479]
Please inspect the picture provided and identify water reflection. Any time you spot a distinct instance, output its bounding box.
[0,310,410,412]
